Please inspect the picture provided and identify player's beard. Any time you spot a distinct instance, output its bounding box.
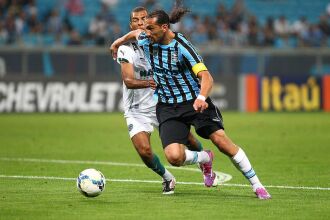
[150,35,164,44]
[149,35,156,44]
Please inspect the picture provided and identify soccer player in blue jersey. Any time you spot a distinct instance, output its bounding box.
[110,2,271,199]
[116,6,212,194]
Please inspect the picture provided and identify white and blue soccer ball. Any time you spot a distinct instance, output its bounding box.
[77,168,106,197]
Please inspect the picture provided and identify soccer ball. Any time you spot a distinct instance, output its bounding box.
[77,168,106,197]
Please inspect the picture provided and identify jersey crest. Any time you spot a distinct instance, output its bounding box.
[171,51,179,62]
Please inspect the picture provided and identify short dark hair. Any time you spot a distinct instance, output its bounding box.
[130,6,147,22]
[147,0,190,26]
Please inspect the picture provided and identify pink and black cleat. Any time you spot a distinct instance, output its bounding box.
[255,187,271,200]
[200,150,218,187]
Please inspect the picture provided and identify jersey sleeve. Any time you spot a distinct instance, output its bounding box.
[137,32,150,47]
[117,45,135,64]
[178,37,208,75]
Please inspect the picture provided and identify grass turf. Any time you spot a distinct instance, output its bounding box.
[0,112,329,219]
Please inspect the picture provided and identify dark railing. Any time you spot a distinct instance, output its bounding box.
[1,46,330,79]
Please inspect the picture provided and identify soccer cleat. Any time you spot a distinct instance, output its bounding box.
[255,187,271,200]
[200,150,217,187]
[162,177,176,195]
[211,172,220,187]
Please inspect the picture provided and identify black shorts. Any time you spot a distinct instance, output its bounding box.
[156,98,224,148]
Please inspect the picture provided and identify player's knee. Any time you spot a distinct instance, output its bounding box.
[212,129,226,140]
[168,157,183,167]
[210,129,227,147]
[164,143,185,166]
[217,129,227,137]
[166,153,184,167]
[136,144,153,159]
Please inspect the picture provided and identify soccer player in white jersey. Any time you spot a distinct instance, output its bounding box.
[116,6,209,194]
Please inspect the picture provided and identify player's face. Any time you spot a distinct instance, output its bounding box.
[145,17,167,44]
[130,10,147,30]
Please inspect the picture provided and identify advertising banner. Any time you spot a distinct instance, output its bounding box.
[0,76,239,112]
[241,75,330,112]
[261,76,321,111]
[0,81,122,113]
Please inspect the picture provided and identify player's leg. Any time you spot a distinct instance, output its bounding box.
[159,119,217,187]
[157,101,218,187]
[186,132,203,152]
[163,141,205,166]
[195,98,271,199]
[127,116,175,194]
[160,120,209,166]
[131,131,173,180]
[130,131,176,195]
[209,129,271,199]
[154,108,203,152]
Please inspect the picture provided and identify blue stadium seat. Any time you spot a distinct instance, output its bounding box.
[69,15,89,34]
[96,0,328,35]
[18,0,330,46]
[42,34,56,46]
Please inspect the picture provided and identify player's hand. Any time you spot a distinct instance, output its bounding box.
[148,79,157,90]
[193,99,208,113]
[109,42,119,60]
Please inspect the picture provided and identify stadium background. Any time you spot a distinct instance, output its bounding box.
[0,0,330,112]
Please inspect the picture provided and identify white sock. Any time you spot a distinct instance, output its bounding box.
[162,169,174,181]
[184,149,210,165]
[232,147,263,190]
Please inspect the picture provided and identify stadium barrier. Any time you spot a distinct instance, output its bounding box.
[1,75,329,113]
[0,77,238,113]
[1,47,330,77]
[1,47,330,112]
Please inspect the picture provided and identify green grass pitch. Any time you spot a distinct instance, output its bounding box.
[0,112,329,219]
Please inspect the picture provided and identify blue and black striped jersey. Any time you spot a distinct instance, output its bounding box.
[138,32,207,104]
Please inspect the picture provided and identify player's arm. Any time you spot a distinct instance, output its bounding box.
[192,64,214,113]
[192,62,214,99]
[178,36,212,113]
[109,29,144,59]
[196,70,213,100]
[120,62,156,89]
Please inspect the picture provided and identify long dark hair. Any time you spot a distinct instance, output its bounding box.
[147,0,190,26]
[169,0,190,24]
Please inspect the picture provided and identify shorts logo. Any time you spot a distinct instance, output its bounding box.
[128,124,133,132]
[212,117,221,122]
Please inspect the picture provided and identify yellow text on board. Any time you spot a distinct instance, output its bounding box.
[262,77,320,111]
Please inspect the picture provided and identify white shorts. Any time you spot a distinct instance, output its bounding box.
[125,112,159,138]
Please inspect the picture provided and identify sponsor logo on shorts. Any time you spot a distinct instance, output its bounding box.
[212,117,221,122]
[128,124,133,132]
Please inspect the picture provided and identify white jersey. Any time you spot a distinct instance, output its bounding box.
[117,42,157,117]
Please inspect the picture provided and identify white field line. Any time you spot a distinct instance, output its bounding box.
[0,174,203,185]
[1,157,330,191]
[0,157,232,183]
[0,174,329,191]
